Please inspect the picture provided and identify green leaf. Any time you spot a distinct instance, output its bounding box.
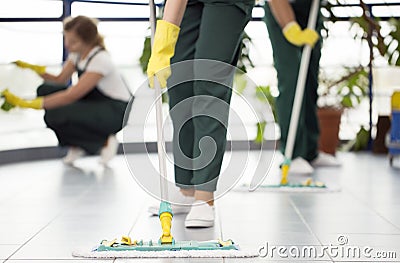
[236,31,255,73]
[255,85,277,121]
[341,95,353,108]
[254,121,266,144]
[139,36,151,74]
[234,73,248,94]
[161,91,169,104]
[353,126,370,151]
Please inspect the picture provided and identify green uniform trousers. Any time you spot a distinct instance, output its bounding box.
[37,83,128,154]
[169,0,254,192]
[263,0,323,162]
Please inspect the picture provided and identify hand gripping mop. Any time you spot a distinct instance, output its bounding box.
[73,0,257,258]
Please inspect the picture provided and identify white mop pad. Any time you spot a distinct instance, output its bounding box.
[72,246,259,258]
[248,184,341,193]
[234,183,341,193]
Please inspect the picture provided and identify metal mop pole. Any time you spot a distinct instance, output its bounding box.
[149,0,174,244]
[280,0,320,185]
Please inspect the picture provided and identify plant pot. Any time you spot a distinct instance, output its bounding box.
[317,107,343,155]
[373,115,390,153]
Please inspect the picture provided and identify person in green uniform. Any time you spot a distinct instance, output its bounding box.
[263,0,340,173]
[2,16,132,165]
[147,0,254,227]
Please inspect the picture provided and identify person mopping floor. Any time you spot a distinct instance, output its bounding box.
[73,0,258,257]
[263,0,340,188]
[145,0,254,227]
[265,0,341,174]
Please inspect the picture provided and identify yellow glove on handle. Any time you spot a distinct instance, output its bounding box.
[147,20,180,88]
[1,89,43,110]
[13,60,46,75]
[283,21,319,47]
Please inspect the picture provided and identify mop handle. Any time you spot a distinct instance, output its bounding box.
[149,0,169,202]
[284,0,320,161]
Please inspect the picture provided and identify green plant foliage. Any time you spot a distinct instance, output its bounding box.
[255,85,277,121]
[139,36,151,74]
[324,0,400,67]
[341,126,370,151]
[236,32,254,73]
[253,85,277,144]
[387,18,400,66]
[338,68,369,108]
[161,91,169,104]
[318,67,369,109]
[255,121,266,144]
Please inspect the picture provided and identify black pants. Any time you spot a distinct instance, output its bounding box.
[37,83,128,154]
[168,0,254,191]
[263,0,323,161]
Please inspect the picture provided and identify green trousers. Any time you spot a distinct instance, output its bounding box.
[263,0,323,162]
[168,0,254,192]
[37,83,128,154]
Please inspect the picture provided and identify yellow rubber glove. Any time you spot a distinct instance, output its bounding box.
[147,20,180,88]
[283,21,319,47]
[13,60,46,75]
[1,89,43,109]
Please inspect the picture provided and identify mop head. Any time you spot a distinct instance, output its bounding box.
[237,178,341,193]
[255,183,335,192]
[72,239,259,258]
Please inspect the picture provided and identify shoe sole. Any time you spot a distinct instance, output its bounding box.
[312,162,341,167]
[184,219,214,228]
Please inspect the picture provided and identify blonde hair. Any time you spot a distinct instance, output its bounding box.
[63,16,106,49]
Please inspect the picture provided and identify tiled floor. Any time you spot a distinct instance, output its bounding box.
[0,150,399,262]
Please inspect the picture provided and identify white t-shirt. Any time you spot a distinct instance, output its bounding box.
[68,46,131,102]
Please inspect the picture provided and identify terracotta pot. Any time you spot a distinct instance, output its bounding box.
[317,107,343,155]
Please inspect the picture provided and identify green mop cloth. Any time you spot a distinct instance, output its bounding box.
[72,239,258,258]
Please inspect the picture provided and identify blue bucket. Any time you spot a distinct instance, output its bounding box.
[389,110,400,155]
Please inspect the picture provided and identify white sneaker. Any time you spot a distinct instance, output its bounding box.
[63,147,85,165]
[289,157,314,174]
[185,200,215,228]
[311,152,341,167]
[148,191,195,216]
[99,135,119,165]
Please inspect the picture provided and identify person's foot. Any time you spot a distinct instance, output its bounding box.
[99,135,118,165]
[311,152,341,167]
[184,200,215,228]
[148,190,195,216]
[63,147,85,165]
[289,157,314,174]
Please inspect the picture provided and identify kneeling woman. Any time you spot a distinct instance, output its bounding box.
[3,16,132,165]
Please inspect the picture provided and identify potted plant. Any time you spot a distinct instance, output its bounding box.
[321,0,400,153]
[317,66,369,154]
